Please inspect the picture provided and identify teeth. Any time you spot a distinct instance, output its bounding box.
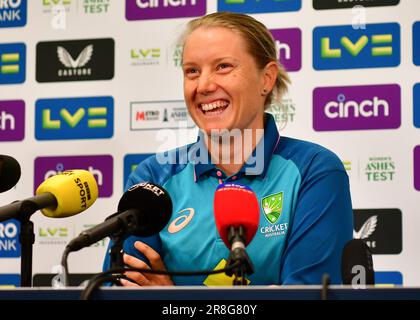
[200,100,229,111]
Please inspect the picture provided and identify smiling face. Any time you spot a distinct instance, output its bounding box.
[182,26,271,135]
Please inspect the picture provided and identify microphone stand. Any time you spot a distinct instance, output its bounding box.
[106,209,144,278]
[109,235,124,271]
[321,273,330,300]
[224,226,254,285]
[0,194,57,287]
[19,214,35,287]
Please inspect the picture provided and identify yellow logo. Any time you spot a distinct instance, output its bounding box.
[203,259,251,286]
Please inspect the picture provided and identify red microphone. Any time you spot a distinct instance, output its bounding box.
[213,183,260,284]
[214,183,260,248]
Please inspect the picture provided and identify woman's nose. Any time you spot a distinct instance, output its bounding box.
[197,72,217,94]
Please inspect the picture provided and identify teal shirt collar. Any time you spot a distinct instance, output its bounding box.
[192,113,280,181]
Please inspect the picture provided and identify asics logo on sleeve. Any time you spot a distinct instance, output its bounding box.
[168,208,195,234]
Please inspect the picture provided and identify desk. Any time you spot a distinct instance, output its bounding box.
[0,286,419,300]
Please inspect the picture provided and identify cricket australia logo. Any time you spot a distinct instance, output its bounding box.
[262,192,283,224]
[57,45,93,77]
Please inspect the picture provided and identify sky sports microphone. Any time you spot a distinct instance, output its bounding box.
[341,239,375,286]
[0,169,98,221]
[213,183,260,284]
[0,154,21,193]
[66,181,173,253]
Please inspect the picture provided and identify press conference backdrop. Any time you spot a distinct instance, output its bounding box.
[0,1,419,286]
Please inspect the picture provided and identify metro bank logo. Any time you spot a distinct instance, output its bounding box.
[35,96,113,140]
[0,220,20,258]
[34,155,113,197]
[313,23,400,70]
[313,84,401,131]
[126,0,206,20]
[0,0,27,28]
[218,0,301,13]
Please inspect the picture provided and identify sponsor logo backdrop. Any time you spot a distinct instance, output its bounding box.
[0,1,419,286]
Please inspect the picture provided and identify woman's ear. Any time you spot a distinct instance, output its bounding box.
[261,61,279,95]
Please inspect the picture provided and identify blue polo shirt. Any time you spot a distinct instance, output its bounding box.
[103,113,353,285]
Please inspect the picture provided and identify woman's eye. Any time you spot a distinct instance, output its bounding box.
[217,63,231,70]
[184,68,199,77]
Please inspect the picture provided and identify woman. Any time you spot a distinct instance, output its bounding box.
[106,12,353,286]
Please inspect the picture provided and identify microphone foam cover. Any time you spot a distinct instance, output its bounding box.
[36,170,98,218]
[0,155,21,193]
[341,239,375,285]
[214,183,260,248]
[118,182,173,237]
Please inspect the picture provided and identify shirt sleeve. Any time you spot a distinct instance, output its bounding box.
[279,152,353,285]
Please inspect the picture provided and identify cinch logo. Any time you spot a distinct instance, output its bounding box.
[0,274,20,287]
[353,208,402,254]
[130,48,161,66]
[0,220,20,258]
[0,100,24,141]
[414,84,420,128]
[0,43,25,84]
[267,98,296,131]
[34,155,113,197]
[414,22,420,66]
[313,0,400,10]
[313,84,401,131]
[270,28,301,72]
[35,96,113,140]
[414,146,420,191]
[0,0,27,28]
[374,271,403,286]
[126,0,206,20]
[364,156,395,182]
[36,38,114,83]
[123,153,153,189]
[313,23,400,70]
[130,100,195,130]
[218,0,301,14]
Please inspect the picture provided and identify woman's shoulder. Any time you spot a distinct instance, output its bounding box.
[127,143,195,188]
[275,136,346,174]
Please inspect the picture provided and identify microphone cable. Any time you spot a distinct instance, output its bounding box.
[80,261,241,300]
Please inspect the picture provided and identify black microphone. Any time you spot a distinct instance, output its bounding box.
[0,155,21,193]
[66,182,173,252]
[341,239,375,285]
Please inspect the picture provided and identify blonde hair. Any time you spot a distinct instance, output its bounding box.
[179,12,290,108]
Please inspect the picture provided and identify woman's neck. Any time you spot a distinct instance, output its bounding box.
[205,127,265,177]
